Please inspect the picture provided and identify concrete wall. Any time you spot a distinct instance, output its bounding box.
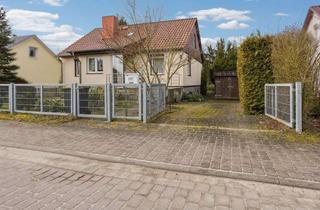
[11,37,61,84]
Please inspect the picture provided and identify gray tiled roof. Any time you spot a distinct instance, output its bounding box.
[8,35,36,48]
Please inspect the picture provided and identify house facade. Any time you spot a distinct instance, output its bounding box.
[9,35,61,84]
[303,5,320,93]
[59,16,203,93]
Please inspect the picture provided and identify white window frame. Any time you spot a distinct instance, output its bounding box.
[87,57,103,73]
[151,54,165,75]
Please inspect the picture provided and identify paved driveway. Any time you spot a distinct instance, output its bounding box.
[0,146,319,210]
[0,121,319,190]
[153,100,275,130]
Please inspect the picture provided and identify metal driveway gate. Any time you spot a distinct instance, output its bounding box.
[112,84,141,120]
[265,82,302,133]
[77,84,109,119]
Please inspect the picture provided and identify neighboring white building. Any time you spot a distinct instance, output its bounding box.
[303,5,320,93]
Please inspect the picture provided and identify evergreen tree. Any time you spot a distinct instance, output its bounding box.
[225,41,237,71]
[213,38,226,71]
[0,7,19,83]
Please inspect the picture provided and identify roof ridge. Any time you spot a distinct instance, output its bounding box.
[125,17,197,27]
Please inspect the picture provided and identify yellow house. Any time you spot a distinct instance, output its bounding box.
[9,35,61,84]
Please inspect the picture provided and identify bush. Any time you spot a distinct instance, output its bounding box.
[200,68,207,96]
[237,35,274,114]
[181,92,204,102]
[272,26,320,119]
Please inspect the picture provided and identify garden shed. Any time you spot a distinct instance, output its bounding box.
[213,71,239,99]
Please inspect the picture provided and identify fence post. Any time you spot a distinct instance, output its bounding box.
[106,83,111,122]
[9,83,14,114]
[143,83,147,123]
[264,85,267,115]
[157,85,161,114]
[163,85,166,111]
[72,83,78,117]
[138,84,142,121]
[274,86,278,118]
[40,85,43,113]
[295,82,302,134]
[289,83,294,128]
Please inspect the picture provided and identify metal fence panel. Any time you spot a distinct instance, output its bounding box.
[265,84,294,128]
[146,84,166,120]
[14,84,72,115]
[0,83,167,122]
[0,84,10,112]
[77,85,106,118]
[112,84,141,120]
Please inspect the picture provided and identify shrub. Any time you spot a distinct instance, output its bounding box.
[237,35,274,114]
[272,26,320,119]
[181,92,204,102]
[200,68,207,96]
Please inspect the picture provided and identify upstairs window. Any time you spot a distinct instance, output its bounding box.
[29,47,37,58]
[88,57,103,73]
[193,34,197,49]
[151,55,165,75]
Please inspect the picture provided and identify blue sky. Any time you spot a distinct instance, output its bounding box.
[0,0,318,52]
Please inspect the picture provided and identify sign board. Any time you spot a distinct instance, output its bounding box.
[125,73,139,84]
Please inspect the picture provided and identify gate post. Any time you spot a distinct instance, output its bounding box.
[143,83,147,123]
[295,82,302,134]
[72,83,78,117]
[40,85,44,113]
[106,83,111,122]
[9,83,14,114]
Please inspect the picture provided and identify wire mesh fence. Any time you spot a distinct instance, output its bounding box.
[14,84,72,115]
[265,83,296,129]
[0,85,10,112]
[0,83,166,122]
[77,85,106,118]
[113,84,141,120]
[146,84,166,120]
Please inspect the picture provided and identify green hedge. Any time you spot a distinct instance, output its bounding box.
[237,35,274,114]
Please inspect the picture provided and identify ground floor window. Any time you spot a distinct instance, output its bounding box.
[151,55,165,75]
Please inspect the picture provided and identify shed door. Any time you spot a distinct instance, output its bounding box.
[215,77,239,99]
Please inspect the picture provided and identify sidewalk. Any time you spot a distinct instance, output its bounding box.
[0,120,319,190]
[1,147,319,210]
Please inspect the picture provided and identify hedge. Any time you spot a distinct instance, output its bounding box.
[237,35,274,114]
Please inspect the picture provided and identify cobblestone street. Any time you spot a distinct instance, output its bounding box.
[0,121,319,190]
[0,146,319,210]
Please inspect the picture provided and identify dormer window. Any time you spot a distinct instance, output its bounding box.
[29,47,37,58]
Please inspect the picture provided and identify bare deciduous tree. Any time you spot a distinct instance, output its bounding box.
[109,0,193,87]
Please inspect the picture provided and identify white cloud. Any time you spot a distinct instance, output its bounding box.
[7,9,81,52]
[28,0,68,6]
[182,8,252,22]
[201,37,221,48]
[43,0,67,6]
[217,20,249,30]
[275,12,289,17]
[227,36,246,45]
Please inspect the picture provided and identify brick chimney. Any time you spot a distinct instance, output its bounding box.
[102,16,118,39]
